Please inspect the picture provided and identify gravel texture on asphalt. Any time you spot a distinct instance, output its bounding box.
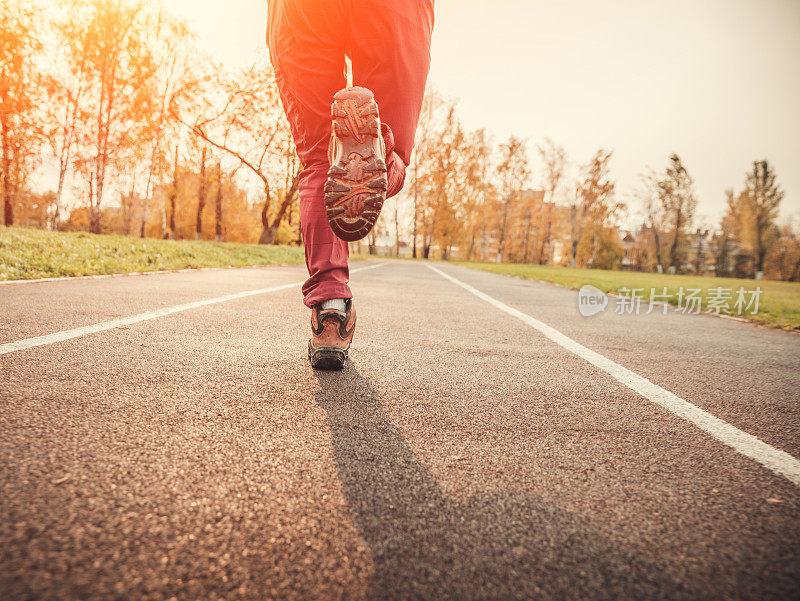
[1,260,798,600]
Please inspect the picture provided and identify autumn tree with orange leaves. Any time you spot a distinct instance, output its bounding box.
[0,0,44,227]
[569,149,621,268]
[66,0,160,234]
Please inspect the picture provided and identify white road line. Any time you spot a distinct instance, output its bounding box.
[0,263,384,356]
[427,263,800,487]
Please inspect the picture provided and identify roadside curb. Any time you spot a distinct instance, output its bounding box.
[0,264,295,286]
[0,257,374,286]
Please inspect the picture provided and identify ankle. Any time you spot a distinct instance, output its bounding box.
[320,298,347,312]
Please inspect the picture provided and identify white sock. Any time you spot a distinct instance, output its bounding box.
[320,298,347,312]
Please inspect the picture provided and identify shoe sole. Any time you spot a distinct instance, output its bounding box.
[324,87,387,242]
[308,341,348,371]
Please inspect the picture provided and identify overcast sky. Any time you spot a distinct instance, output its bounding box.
[165,0,800,227]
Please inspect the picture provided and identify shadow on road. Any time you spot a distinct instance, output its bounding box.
[314,363,693,601]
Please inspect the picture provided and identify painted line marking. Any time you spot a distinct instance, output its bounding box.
[0,263,384,356]
[426,263,800,487]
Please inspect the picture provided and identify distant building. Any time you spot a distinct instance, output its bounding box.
[619,230,636,270]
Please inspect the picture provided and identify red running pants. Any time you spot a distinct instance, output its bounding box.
[267,0,434,306]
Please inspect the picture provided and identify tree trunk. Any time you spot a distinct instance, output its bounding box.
[1,111,12,226]
[652,228,662,269]
[52,168,66,231]
[140,201,148,238]
[122,193,130,236]
[257,177,273,246]
[2,173,12,227]
[412,187,418,258]
[140,174,152,238]
[261,175,299,246]
[467,231,476,261]
[523,221,535,263]
[538,207,552,264]
[94,156,108,236]
[569,205,579,267]
[195,147,207,240]
[790,257,800,282]
[757,248,766,274]
[215,162,223,242]
[168,146,178,240]
[669,207,682,268]
[259,225,278,245]
[694,231,706,274]
[161,201,168,239]
[168,202,176,239]
[123,185,135,236]
[394,202,400,256]
[89,208,102,234]
[259,196,271,246]
[141,141,160,238]
[496,199,510,263]
[87,172,102,234]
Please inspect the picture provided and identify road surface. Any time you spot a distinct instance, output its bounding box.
[1,260,799,600]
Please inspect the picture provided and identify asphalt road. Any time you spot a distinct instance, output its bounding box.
[1,260,799,601]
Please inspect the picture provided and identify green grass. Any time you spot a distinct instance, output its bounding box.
[455,261,800,331]
[0,227,305,280]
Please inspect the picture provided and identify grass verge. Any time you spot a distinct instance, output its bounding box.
[455,261,800,331]
[0,227,305,281]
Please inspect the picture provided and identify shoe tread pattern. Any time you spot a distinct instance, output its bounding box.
[325,87,388,242]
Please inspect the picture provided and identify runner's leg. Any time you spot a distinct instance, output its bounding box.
[267,0,351,307]
[347,0,434,197]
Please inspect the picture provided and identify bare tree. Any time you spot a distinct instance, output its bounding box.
[258,140,299,244]
[741,160,783,276]
[693,227,709,274]
[139,8,197,238]
[176,59,298,244]
[658,154,697,271]
[42,0,92,230]
[536,138,567,263]
[637,171,666,269]
[494,136,530,262]
[711,189,738,277]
